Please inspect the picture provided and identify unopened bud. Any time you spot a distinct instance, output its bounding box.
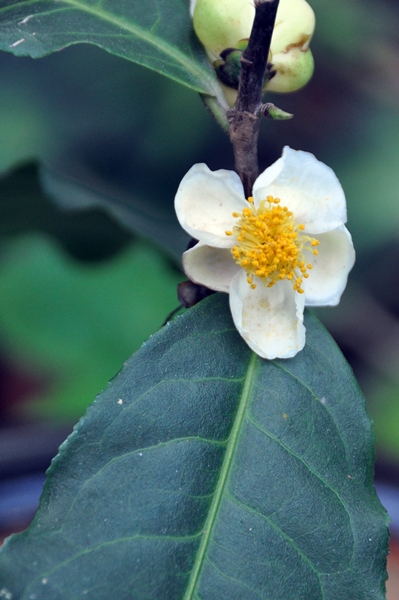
[270,0,314,56]
[191,0,315,100]
[191,0,254,61]
[266,46,314,93]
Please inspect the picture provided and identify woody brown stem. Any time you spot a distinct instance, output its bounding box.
[228,0,279,197]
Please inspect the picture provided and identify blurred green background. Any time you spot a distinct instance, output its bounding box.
[1,0,399,473]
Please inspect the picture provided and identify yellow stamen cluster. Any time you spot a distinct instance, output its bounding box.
[226,195,319,292]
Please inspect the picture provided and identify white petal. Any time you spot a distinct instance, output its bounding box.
[253,147,347,233]
[175,163,246,248]
[183,242,240,293]
[229,273,306,359]
[304,226,355,306]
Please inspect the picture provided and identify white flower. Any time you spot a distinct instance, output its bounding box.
[175,147,355,359]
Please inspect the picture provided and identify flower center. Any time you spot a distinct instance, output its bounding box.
[225,196,319,293]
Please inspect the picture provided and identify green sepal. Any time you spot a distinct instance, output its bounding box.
[214,48,242,89]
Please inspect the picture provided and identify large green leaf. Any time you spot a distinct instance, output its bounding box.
[0,0,222,97]
[0,294,388,598]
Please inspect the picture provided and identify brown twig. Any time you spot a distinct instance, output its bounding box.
[228,0,280,197]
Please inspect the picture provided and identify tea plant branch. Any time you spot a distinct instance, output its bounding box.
[228,0,280,197]
[177,0,279,310]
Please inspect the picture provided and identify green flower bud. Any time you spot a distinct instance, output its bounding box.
[191,0,315,99]
[271,0,314,56]
[266,47,314,93]
[191,0,254,61]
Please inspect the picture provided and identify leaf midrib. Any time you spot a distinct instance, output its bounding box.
[183,351,258,600]
[0,0,219,95]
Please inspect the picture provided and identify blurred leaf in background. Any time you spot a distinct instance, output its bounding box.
[0,234,182,422]
[0,45,227,424]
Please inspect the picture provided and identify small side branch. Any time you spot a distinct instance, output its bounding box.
[228,0,279,197]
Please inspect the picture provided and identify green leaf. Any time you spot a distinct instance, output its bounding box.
[0,294,388,599]
[0,0,222,97]
[0,234,182,421]
[40,164,189,261]
[0,159,189,262]
[0,162,135,261]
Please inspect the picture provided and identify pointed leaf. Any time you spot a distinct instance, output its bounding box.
[0,294,388,599]
[0,0,222,97]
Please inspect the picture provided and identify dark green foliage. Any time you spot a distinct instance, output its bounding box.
[0,0,219,95]
[41,165,189,260]
[0,294,388,599]
[0,162,134,261]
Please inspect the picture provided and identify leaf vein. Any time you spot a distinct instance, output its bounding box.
[224,492,327,598]
[62,0,215,89]
[54,436,227,530]
[21,533,202,598]
[273,359,352,472]
[204,556,267,599]
[182,352,259,600]
[246,412,353,520]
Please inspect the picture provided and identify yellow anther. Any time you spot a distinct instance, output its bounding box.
[229,195,319,294]
[313,249,319,255]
